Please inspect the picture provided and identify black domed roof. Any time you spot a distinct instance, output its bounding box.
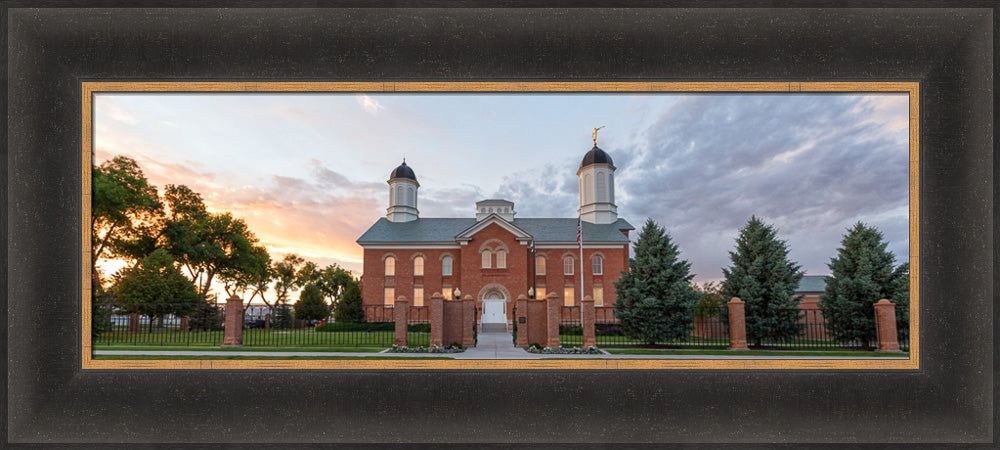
[389,160,417,181]
[581,146,614,168]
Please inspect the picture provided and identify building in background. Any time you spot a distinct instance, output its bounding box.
[357,144,634,330]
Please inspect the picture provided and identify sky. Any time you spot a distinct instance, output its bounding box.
[93,91,910,296]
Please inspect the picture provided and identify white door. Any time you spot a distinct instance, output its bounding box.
[482,299,506,324]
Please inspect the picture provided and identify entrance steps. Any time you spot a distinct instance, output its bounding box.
[480,323,509,333]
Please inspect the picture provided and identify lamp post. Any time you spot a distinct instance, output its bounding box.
[530,240,537,299]
[453,287,461,300]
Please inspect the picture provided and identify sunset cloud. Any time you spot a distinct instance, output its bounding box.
[93,92,910,298]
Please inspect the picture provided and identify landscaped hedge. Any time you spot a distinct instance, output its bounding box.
[314,322,431,333]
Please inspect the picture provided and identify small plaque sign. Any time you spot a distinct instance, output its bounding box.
[519,317,526,324]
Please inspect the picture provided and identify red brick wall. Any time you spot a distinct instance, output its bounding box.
[361,247,462,310]
[360,222,630,321]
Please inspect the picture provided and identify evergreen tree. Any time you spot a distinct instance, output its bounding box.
[721,216,804,346]
[613,219,700,345]
[820,222,909,348]
[294,283,329,322]
[333,279,365,323]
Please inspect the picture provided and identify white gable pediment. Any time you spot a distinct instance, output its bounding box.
[455,214,533,244]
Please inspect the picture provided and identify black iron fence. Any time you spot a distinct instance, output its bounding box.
[93,302,430,348]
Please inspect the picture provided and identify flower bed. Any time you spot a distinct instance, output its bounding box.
[388,344,465,353]
[526,344,602,354]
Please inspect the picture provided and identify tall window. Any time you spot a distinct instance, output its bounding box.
[564,286,575,306]
[583,174,593,204]
[592,255,603,275]
[496,250,507,269]
[593,285,604,307]
[596,172,607,202]
[481,250,492,269]
[384,287,395,307]
[413,256,424,276]
[535,256,546,275]
[563,256,574,275]
[535,286,546,299]
[443,284,453,300]
[413,287,424,307]
[396,186,404,205]
[442,255,453,276]
[384,256,395,276]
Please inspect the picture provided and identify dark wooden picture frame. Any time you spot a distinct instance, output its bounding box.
[5,4,996,446]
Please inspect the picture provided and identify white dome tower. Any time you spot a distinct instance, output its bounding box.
[577,136,618,224]
[386,160,420,222]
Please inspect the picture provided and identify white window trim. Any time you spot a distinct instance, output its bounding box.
[384,255,396,277]
[563,256,574,275]
[592,255,603,275]
[481,249,492,269]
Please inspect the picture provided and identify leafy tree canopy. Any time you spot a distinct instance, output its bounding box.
[112,249,201,324]
[294,283,329,322]
[92,156,164,274]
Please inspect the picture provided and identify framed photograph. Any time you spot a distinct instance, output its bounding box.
[82,82,919,371]
[6,5,995,446]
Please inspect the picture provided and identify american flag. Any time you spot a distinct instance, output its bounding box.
[577,217,582,249]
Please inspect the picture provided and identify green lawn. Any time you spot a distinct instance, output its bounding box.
[94,345,388,352]
[92,355,453,360]
[96,329,429,348]
[605,348,910,357]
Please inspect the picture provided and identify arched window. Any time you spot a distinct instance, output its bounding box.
[496,250,507,269]
[583,174,593,204]
[563,256,574,275]
[413,256,424,276]
[384,256,395,276]
[406,187,414,206]
[592,255,603,275]
[389,185,395,204]
[395,186,404,205]
[596,172,607,202]
[441,255,453,276]
[535,256,546,276]
[481,250,492,269]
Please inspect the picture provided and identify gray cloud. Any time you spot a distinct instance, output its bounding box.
[494,95,910,281]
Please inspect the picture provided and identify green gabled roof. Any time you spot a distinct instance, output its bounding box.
[357,217,634,244]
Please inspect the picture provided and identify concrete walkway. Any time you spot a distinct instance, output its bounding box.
[93,332,909,360]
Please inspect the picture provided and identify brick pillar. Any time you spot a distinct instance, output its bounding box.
[394,296,409,347]
[128,313,140,333]
[264,313,270,330]
[516,294,529,346]
[581,295,596,347]
[461,295,475,347]
[430,292,444,347]
[874,299,901,351]
[222,295,243,347]
[727,297,748,350]
[179,316,189,332]
[546,292,561,348]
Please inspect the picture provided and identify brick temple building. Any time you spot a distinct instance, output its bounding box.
[357,144,634,329]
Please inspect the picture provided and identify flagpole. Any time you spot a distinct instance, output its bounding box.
[578,216,584,326]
